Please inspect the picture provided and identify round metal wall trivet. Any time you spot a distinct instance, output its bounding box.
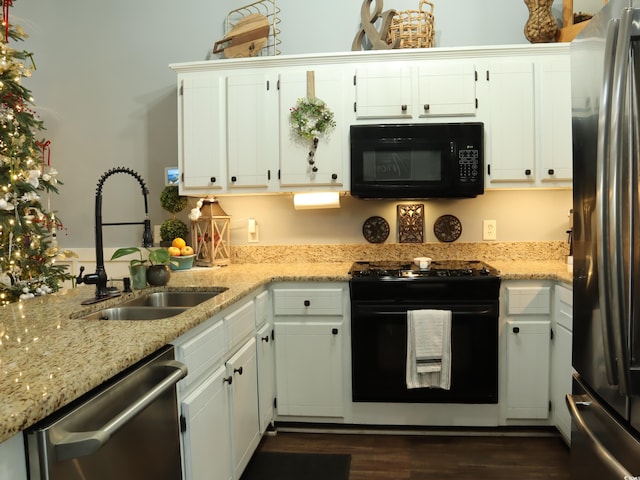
[433,214,462,242]
[362,216,390,243]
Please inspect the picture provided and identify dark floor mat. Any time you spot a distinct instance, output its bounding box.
[240,451,351,480]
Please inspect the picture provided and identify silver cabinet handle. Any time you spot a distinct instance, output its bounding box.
[566,393,631,477]
[52,359,187,461]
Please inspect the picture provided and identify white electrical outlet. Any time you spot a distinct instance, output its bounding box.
[483,220,497,241]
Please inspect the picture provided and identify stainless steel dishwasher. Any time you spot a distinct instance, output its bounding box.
[25,345,187,480]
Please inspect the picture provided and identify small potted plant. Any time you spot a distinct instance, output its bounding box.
[110,247,172,288]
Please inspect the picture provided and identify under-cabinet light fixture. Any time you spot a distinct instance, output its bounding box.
[293,192,341,210]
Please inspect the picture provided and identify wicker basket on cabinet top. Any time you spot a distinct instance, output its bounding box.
[387,0,435,49]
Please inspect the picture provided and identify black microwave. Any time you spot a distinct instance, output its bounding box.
[350,123,484,198]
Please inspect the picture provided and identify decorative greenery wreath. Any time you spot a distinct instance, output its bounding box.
[290,97,336,140]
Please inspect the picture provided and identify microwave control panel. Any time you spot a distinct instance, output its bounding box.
[452,143,480,182]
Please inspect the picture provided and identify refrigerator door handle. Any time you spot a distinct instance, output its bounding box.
[597,16,622,388]
[606,7,634,397]
[566,393,633,478]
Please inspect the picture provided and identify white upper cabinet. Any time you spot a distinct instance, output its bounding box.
[171,43,572,195]
[484,52,572,188]
[417,62,477,117]
[538,57,572,183]
[354,61,477,120]
[226,73,274,190]
[179,74,225,192]
[354,64,413,119]
[278,69,348,187]
[485,60,536,184]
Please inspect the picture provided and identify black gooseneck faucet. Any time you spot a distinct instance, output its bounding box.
[77,167,153,304]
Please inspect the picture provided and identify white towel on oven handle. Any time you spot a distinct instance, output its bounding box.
[406,309,452,390]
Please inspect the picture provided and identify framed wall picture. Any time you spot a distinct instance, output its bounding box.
[165,166,179,186]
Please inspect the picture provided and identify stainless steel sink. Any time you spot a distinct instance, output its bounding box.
[120,289,228,308]
[81,306,188,321]
[77,288,228,321]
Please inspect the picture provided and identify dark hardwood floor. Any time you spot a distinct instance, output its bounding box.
[254,430,571,479]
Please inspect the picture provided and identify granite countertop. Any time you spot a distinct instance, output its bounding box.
[0,260,571,444]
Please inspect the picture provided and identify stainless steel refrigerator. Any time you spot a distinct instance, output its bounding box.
[570,0,640,477]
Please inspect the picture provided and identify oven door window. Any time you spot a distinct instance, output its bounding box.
[351,303,498,403]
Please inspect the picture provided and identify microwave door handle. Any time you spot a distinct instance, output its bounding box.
[607,8,633,396]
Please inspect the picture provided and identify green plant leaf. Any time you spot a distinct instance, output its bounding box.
[110,247,142,260]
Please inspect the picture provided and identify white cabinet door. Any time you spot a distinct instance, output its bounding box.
[538,57,572,183]
[505,320,550,419]
[256,322,275,434]
[181,364,232,480]
[551,284,573,443]
[227,337,260,480]
[180,74,225,192]
[278,69,347,187]
[274,321,344,417]
[226,74,273,190]
[354,64,413,119]
[552,322,572,441]
[486,60,536,183]
[417,62,477,117]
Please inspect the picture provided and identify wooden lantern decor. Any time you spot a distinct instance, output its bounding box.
[191,198,231,267]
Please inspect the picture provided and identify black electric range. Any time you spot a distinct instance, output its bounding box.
[348,259,501,404]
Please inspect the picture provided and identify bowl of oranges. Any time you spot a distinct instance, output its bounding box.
[167,238,196,270]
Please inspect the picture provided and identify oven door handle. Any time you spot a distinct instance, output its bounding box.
[52,360,187,462]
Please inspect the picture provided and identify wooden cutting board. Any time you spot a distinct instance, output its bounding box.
[213,14,270,58]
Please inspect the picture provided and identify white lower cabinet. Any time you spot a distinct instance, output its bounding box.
[273,285,346,418]
[181,364,232,480]
[227,338,261,479]
[274,321,344,417]
[174,292,264,480]
[505,319,551,419]
[256,322,275,434]
[550,284,573,443]
[501,283,552,421]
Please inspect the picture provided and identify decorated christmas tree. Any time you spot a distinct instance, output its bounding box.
[0,1,74,303]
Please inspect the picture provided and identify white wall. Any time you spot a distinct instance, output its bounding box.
[12,0,572,248]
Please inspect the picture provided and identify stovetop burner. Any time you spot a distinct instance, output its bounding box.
[349,260,499,280]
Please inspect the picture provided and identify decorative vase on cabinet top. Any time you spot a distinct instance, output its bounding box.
[524,0,558,43]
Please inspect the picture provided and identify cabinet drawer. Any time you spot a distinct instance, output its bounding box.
[273,288,343,316]
[175,319,225,391]
[506,286,551,315]
[225,300,256,350]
